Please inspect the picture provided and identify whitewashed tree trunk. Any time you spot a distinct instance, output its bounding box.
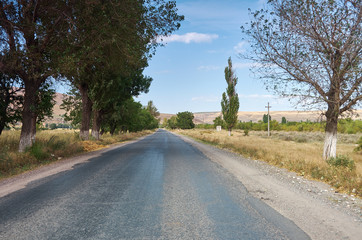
[19,131,35,152]
[323,115,338,160]
[91,109,102,140]
[323,130,337,159]
[91,130,100,140]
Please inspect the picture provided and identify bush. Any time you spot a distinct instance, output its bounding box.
[27,142,50,161]
[244,129,249,136]
[355,136,362,152]
[176,111,195,129]
[327,155,355,170]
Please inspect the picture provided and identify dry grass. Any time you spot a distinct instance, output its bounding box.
[176,129,362,198]
[0,129,154,179]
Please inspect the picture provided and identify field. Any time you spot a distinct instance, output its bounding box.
[176,129,362,198]
[0,129,154,179]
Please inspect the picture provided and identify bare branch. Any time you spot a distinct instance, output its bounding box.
[340,94,362,113]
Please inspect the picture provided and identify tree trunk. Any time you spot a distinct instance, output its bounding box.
[79,83,92,140]
[228,128,231,136]
[323,111,338,160]
[0,121,4,135]
[91,109,102,140]
[110,122,117,136]
[100,128,105,136]
[19,83,38,152]
[0,88,10,136]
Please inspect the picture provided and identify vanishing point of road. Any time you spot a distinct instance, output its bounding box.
[0,129,310,239]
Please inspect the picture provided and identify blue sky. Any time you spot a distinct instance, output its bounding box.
[136,0,294,114]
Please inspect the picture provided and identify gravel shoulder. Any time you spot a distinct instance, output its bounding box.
[174,132,362,240]
[0,136,150,198]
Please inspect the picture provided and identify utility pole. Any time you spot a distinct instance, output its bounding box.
[265,102,271,137]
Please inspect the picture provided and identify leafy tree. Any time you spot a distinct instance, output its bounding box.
[161,118,168,128]
[241,0,361,159]
[34,82,56,125]
[213,115,225,128]
[97,97,158,135]
[60,86,82,129]
[176,111,195,129]
[281,117,287,124]
[221,57,239,136]
[0,1,72,151]
[0,73,23,135]
[90,69,152,139]
[167,116,178,129]
[146,101,160,118]
[263,114,271,124]
[49,123,57,130]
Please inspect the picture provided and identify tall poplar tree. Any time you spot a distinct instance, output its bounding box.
[221,57,239,136]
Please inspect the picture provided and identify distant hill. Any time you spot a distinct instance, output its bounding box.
[160,110,362,124]
[47,92,67,124]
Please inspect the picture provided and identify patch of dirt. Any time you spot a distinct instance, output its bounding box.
[176,133,362,240]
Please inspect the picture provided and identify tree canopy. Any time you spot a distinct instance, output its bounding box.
[176,111,195,129]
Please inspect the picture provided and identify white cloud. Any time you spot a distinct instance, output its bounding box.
[197,65,221,71]
[157,32,218,44]
[233,41,247,54]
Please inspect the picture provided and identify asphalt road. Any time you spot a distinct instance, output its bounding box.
[0,129,310,239]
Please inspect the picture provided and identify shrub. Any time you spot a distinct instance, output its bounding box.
[27,142,50,161]
[327,155,355,170]
[354,136,362,152]
[244,129,249,136]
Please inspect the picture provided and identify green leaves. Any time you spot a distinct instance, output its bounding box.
[176,111,195,129]
[221,57,239,132]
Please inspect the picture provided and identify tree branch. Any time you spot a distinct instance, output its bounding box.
[340,94,362,113]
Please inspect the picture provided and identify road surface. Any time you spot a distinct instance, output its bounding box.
[0,129,309,239]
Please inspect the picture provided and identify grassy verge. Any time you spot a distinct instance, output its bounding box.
[0,129,154,179]
[176,129,362,198]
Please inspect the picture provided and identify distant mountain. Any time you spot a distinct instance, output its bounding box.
[160,110,362,124]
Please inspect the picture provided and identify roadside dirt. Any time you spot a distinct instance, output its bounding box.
[176,133,362,240]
